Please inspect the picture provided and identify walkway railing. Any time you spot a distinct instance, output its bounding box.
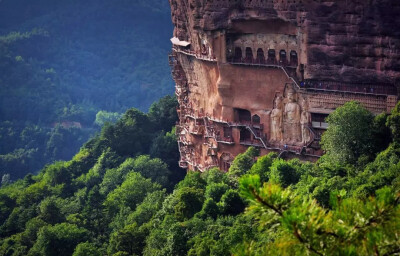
[172,46,217,62]
[216,136,235,144]
[203,118,235,144]
[186,112,319,149]
[306,126,318,148]
[246,125,268,149]
[239,139,264,147]
[302,79,397,96]
[228,57,298,69]
[172,46,302,90]
[206,116,268,148]
[227,58,301,89]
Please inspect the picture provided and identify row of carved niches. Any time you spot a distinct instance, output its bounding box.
[199,0,306,9]
[226,33,299,59]
[308,92,389,114]
[270,84,311,146]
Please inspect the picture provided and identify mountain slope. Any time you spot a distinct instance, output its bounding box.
[0,0,174,179]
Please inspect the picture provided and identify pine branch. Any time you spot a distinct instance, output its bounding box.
[250,186,283,216]
[382,247,400,256]
[293,223,323,256]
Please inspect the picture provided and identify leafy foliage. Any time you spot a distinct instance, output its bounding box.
[239,177,400,255]
[95,111,123,127]
[387,102,400,143]
[228,146,259,182]
[1,100,400,255]
[0,0,174,180]
[320,101,375,164]
[30,223,89,256]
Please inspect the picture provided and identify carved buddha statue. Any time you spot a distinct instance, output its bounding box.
[270,96,283,142]
[284,88,301,143]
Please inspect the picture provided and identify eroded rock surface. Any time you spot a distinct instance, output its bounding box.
[169,0,400,171]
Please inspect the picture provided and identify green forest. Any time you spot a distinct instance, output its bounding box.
[0,99,399,255]
[0,0,173,180]
[1,1,400,255]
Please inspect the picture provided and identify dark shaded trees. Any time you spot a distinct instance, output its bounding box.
[148,95,178,133]
[29,223,89,256]
[0,0,174,179]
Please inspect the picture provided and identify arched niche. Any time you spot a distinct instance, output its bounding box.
[290,50,298,67]
[252,114,261,124]
[267,49,276,64]
[245,47,253,63]
[234,47,242,62]
[279,50,287,65]
[240,128,251,142]
[256,48,265,64]
[234,108,251,123]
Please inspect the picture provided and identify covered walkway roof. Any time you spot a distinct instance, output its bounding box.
[170,37,191,47]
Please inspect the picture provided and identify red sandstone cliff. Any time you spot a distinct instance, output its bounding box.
[171,0,400,83]
[169,0,400,171]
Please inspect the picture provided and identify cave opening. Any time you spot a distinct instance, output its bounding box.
[279,50,287,65]
[240,128,251,142]
[234,108,251,123]
[267,49,276,64]
[256,48,265,64]
[290,50,298,66]
[245,47,253,63]
[234,47,242,62]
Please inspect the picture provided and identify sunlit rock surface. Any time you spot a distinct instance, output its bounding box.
[169,0,400,171]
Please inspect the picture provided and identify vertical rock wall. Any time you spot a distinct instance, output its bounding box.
[169,0,400,171]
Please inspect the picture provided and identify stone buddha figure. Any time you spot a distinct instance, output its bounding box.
[283,87,301,143]
[300,98,311,145]
[270,96,283,142]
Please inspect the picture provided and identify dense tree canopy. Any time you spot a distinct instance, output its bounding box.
[320,101,375,164]
[0,100,399,255]
[0,0,174,180]
[239,178,400,255]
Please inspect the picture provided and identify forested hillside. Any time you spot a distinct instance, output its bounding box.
[0,100,399,255]
[1,2,400,255]
[0,0,173,180]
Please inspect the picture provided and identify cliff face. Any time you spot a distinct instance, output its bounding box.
[169,0,400,171]
[305,0,400,83]
[171,0,400,82]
